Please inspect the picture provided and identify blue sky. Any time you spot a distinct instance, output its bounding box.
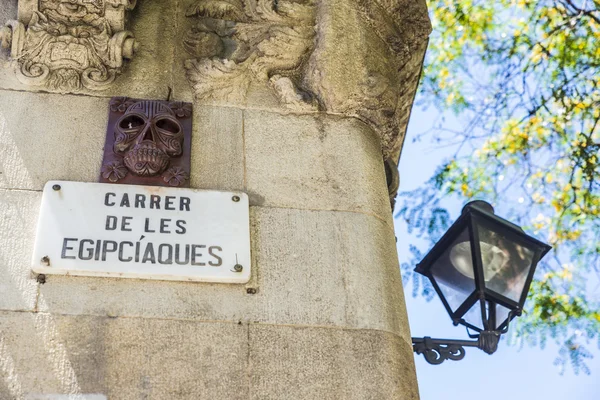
[396,106,600,399]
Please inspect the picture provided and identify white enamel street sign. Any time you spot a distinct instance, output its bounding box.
[32,181,251,283]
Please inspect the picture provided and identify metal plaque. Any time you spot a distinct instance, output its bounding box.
[99,97,193,187]
[32,181,251,283]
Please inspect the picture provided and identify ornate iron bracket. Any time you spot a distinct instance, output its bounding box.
[412,331,501,365]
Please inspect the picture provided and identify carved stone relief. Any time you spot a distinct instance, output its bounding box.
[183,0,431,161]
[0,0,138,91]
[183,0,318,111]
[100,97,193,187]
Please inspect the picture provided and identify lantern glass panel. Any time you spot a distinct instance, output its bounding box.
[495,303,512,329]
[462,301,512,331]
[429,226,476,313]
[475,221,536,303]
[462,301,486,331]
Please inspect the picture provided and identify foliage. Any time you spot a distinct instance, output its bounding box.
[398,0,600,373]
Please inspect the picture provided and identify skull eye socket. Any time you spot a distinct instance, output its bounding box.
[155,118,181,134]
[119,115,145,131]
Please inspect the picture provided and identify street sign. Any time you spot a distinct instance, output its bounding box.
[32,181,251,283]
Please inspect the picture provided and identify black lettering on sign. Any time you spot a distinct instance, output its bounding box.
[180,197,191,211]
[119,241,134,262]
[175,220,186,234]
[135,194,146,209]
[102,240,118,261]
[150,195,160,209]
[191,245,206,266]
[61,238,77,259]
[94,240,102,261]
[104,193,193,211]
[58,239,231,268]
[158,244,173,264]
[105,193,116,206]
[142,243,156,263]
[160,219,171,234]
[79,239,94,260]
[208,246,223,267]
[135,241,141,262]
[120,193,130,207]
[165,196,175,210]
[175,244,190,265]
[121,216,133,232]
[144,218,155,233]
[105,215,117,231]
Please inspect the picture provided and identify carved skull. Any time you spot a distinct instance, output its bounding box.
[114,101,184,177]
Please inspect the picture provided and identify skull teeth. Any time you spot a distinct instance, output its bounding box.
[124,144,169,176]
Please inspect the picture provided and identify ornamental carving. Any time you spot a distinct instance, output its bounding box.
[183,0,318,111]
[0,0,138,91]
[100,98,193,187]
[183,0,432,161]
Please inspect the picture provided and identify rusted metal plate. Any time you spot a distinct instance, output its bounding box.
[99,97,193,187]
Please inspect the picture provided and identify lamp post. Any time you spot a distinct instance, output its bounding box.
[411,201,552,364]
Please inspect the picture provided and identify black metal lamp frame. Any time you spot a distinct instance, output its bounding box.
[410,201,552,365]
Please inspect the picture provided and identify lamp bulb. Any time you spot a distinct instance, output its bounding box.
[449,241,508,281]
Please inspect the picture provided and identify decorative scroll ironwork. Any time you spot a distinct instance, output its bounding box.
[100,97,193,187]
[412,337,468,365]
[412,330,502,365]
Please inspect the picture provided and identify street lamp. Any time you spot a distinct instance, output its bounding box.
[412,200,552,364]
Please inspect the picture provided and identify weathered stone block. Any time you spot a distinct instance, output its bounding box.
[250,206,410,341]
[0,311,248,400]
[244,110,392,224]
[0,311,418,399]
[0,91,107,190]
[249,324,419,400]
[190,106,245,191]
[0,189,39,312]
[110,0,178,99]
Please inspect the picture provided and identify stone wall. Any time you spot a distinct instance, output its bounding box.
[0,1,430,399]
